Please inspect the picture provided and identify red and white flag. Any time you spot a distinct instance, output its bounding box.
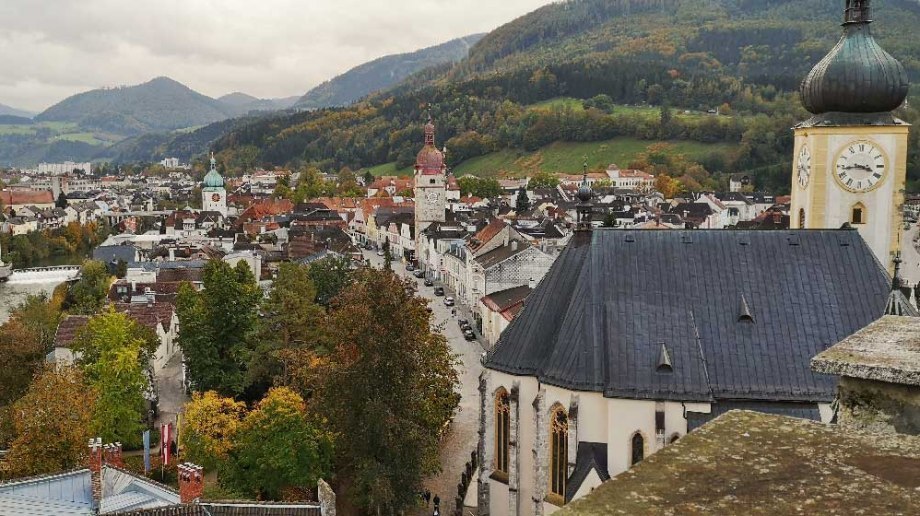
[161,423,171,465]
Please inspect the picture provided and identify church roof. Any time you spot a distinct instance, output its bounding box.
[485,229,890,403]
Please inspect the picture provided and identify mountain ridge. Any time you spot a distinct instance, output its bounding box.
[295,33,485,109]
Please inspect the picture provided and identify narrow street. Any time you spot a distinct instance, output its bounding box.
[362,251,484,516]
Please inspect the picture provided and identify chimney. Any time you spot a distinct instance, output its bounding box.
[178,463,204,503]
[528,277,535,289]
[88,437,103,503]
[511,240,518,252]
[103,442,125,469]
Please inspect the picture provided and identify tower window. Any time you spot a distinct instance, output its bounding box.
[430,178,436,184]
[549,405,568,499]
[494,389,510,475]
[851,203,867,225]
[799,209,806,229]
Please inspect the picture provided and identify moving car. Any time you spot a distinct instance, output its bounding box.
[458,319,471,331]
[443,296,455,307]
[406,263,415,271]
[413,269,425,278]
[434,287,445,296]
[463,328,476,341]
[424,279,434,287]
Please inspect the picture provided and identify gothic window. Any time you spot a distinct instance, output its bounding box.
[799,208,806,229]
[549,405,568,499]
[494,389,510,475]
[851,203,866,225]
[631,432,644,466]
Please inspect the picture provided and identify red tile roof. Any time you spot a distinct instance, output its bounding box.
[54,315,91,348]
[469,219,506,253]
[1,190,54,206]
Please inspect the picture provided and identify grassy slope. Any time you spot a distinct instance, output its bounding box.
[453,137,735,178]
[362,136,735,179]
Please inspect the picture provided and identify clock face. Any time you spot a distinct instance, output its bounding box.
[211,193,221,202]
[796,145,811,189]
[425,191,440,203]
[835,140,887,193]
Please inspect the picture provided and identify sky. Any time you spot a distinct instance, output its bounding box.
[0,0,555,113]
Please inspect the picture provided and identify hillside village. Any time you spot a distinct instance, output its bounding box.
[0,1,919,516]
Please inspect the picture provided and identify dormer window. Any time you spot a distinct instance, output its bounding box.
[738,294,755,323]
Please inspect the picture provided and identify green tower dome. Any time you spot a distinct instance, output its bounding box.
[202,153,224,189]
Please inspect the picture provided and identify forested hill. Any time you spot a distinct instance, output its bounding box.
[0,103,34,119]
[295,34,485,109]
[35,77,234,136]
[142,0,920,192]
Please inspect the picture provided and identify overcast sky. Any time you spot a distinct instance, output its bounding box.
[0,0,554,113]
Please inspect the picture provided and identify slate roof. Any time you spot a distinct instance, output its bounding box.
[485,229,890,403]
[565,442,610,503]
[481,285,533,313]
[475,242,530,269]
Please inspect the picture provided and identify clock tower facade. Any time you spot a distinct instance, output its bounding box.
[414,116,447,234]
[202,153,228,216]
[791,0,910,270]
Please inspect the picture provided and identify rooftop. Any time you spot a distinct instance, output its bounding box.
[812,315,920,386]
[557,410,920,516]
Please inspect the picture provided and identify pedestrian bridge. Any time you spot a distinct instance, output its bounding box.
[7,265,81,283]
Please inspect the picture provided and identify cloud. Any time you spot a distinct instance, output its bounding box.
[0,0,554,112]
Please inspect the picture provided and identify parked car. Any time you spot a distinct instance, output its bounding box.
[434,287,445,296]
[413,269,424,278]
[463,328,476,341]
[458,318,471,330]
[443,296,455,307]
[424,278,434,287]
[406,263,415,271]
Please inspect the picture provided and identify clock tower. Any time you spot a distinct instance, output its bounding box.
[202,153,228,216]
[791,0,909,270]
[414,115,448,268]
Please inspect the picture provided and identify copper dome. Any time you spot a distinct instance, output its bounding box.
[800,0,908,115]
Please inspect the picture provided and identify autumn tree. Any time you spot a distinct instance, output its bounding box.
[182,391,245,470]
[220,387,334,500]
[177,260,261,397]
[68,260,111,315]
[5,367,97,477]
[0,319,46,406]
[249,263,327,393]
[314,270,460,513]
[528,171,559,189]
[336,167,364,197]
[72,309,157,447]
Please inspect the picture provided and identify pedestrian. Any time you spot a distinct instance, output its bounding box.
[424,489,431,507]
[170,439,177,457]
[433,494,440,508]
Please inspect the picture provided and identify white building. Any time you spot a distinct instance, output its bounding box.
[36,161,92,176]
[477,229,891,515]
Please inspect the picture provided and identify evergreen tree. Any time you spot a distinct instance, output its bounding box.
[382,237,392,270]
[55,192,68,209]
[515,187,531,213]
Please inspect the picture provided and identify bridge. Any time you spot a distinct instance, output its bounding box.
[7,265,82,283]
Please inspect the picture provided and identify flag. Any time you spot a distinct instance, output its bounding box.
[143,430,151,474]
[161,423,171,466]
[175,415,181,458]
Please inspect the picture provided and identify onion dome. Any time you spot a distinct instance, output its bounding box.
[800,0,908,115]
[577,178,593,203]
[202,153,224,188]
[415,116,445,174]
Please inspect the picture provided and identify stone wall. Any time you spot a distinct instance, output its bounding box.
[838,377,920,435]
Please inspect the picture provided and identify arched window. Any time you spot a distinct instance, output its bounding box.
[549,405,568,499]
[799,208,806,229]
[494,389,510,475]
[851,203,866,225]
[631,432,644,466]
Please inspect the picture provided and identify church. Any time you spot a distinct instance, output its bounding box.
[476,1,913,514]
[201,153,228,216]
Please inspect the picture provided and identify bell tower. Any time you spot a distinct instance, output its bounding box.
[791,0,909,270]
[413,114,447,233]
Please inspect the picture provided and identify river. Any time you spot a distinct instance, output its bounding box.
[0,254,86,323]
